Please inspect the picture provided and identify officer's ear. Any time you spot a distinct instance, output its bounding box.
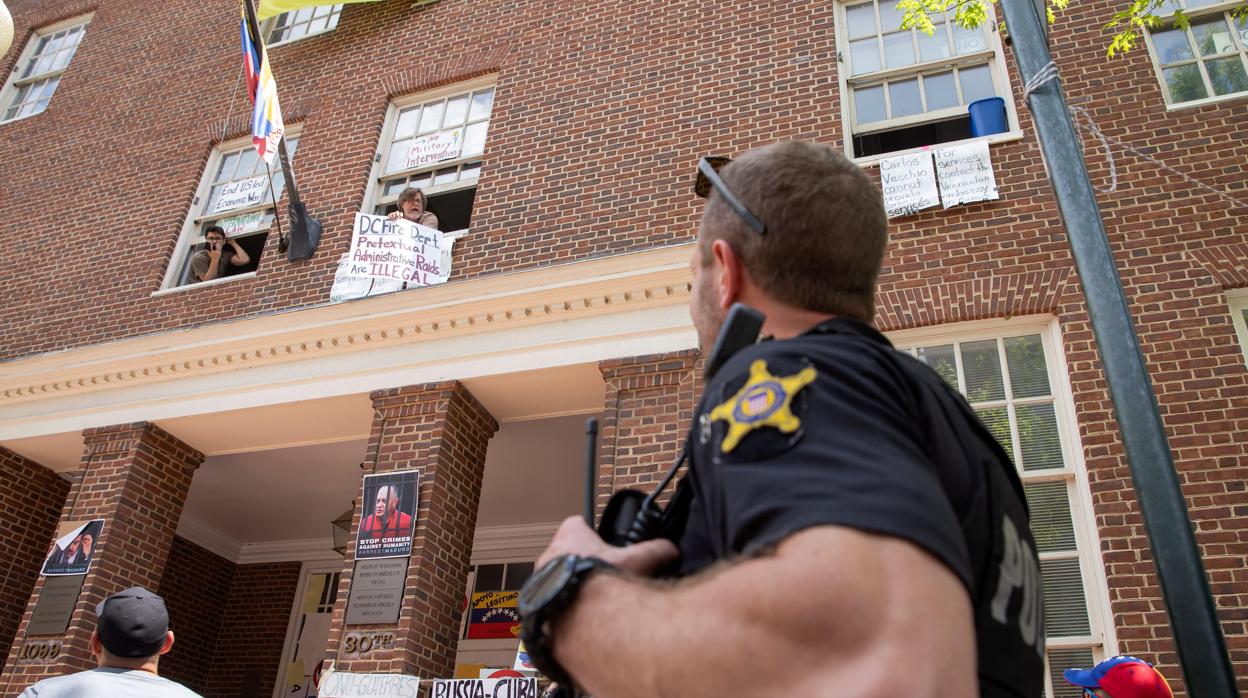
[709,238,745,311]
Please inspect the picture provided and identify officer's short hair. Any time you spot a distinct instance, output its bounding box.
[699,141,887,322]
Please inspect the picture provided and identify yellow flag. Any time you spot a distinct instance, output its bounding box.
[256,0,385,21]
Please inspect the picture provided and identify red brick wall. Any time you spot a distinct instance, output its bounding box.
[203,561,302,698]
[0,448,70,663]
[158,536,236,695]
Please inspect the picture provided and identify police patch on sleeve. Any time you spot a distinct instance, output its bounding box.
[708,359,816,456]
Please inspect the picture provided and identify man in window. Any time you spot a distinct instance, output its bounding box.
[190,225,250,283]
[386,187,439,231]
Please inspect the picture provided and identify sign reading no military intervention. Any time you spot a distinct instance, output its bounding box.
[935,139,1000,207]
[432,677,539,698]
[330,214,453,302]
[880,150,939,219]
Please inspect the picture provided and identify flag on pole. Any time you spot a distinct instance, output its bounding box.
[240,1,284,164]
[256,0,384,21]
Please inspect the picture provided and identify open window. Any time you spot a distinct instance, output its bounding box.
[263,4,344,46]
[162,133,300,289]
[836,0,1017,160]
[367,77,496,237]
[0,14,91,123]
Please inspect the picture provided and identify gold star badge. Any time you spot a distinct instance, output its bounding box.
[708,360,817,454]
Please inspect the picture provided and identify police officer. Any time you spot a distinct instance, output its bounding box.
[521,141,1044,697]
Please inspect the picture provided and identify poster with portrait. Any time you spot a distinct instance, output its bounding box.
[41,519,104,576]
[355,470,420,560]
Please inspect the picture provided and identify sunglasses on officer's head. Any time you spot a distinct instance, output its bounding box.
[694,156,766,236]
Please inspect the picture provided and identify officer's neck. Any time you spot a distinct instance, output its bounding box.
[750,297,837,341]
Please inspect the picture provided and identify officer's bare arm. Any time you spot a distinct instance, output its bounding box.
[551,524,976,698]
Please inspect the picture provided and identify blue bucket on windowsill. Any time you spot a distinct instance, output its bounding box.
[968,97,1008,137]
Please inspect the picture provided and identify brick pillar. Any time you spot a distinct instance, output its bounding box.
[0,448,72,662]
[324,381,497,680]
[0,422,202,693]
[597,350,702,513]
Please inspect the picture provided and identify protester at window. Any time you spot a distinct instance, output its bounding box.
[1064,656,1174,698]
[520,141,1044,697]
[190,224,250,283]
[386,187,439,230]
[18,587,203,697]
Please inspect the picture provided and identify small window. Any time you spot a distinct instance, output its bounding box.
[836,0,1015,159]
[265,4,344,45]
[163,134,300,288]
[368,79,496,236]
[1145,1,1248,106]
[460,560,532,641]
[0,14,91,123]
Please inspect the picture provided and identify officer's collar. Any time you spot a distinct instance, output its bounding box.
[797,316,893,347]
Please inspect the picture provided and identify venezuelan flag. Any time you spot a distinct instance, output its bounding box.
[240,0,284,164]
[257,0,384,21]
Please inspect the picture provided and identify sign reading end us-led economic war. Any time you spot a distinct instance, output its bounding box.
[431,677,538,698]
[330,213,453,302]
[355,470,420,560]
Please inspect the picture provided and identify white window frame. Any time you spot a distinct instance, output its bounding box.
[1229,289,1248,364]
[1142,0,1248,109]
[835,0,1022,164]
[274,561,343,698]
[363,75,497,242]
[0,13,92,125]
[158,127,301,292]
[263,4,344,48]
[888,316,1118,698]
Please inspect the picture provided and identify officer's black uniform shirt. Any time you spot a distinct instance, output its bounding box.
[671,317,1044,698]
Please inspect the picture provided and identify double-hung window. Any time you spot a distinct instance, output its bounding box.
[892,320,1114,698]
[0,14,91,123]
[1145,0,1248,107]
[837,0,1015,159]
[264,4,344,46]
[162,133,300,289]
[368,78,496,236]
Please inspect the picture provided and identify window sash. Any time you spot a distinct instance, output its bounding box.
[265,4,344,45]
[1145,8,1248,105]
[1,16,90,123]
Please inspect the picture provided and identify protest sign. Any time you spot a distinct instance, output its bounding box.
[406,129,463,169]
[318,670,420,698]
[329,255,403,303]
[465,591,521,639]
[41,519,103,577]
[218,211,268,238]
[880,150,940,219]
[214,175,268,213]
[935,139,1000,207]
[330,214,455,302]
[431,677,539,698]
[513,640,536,673]
[356,470,419,560]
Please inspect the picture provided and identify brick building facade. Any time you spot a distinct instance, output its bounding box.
[0,0,1245,695]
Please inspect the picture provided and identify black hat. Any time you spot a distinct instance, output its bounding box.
[95,587,169,658]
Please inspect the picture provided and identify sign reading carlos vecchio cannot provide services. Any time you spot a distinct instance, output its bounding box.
[880,150,939,219]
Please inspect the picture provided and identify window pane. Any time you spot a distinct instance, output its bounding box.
[1042,557,1091,635]
[462,121,489,157]
[883,32,916,69]
[1024,481,1077,553]
[846,2,879,38]
[1191,17,1236,55]
[433,166,458,185]
[1237,14,1248,45]
[395,107,420,140]
[504,562,535,591]
[855,84,887,124]
[1017,403,1064,471]
[411,172,433,189]
[460,161,482,180]
[217,152,241,181]
[959,65,996,103]
[1152,28,1194,63]
[418,101,444,134]
[916,344,958,388]
[469,88,495,120]
[1048,648,1096,698]
[384,179,408,196]
[1185,0,1222,6]
[851,37,882,75]
[1206,56,1248,95]
[924,71,958,110]
[473,564,504,592]
[961,339,1005,402]
[879,0,906,32]
[385,139,412,174]
[918,23,952,62]
[975,407,1014,460]
[237,147,259,178]
[444,94,469,126]
[889,78,923,117]
[1164,63,1208,101]
[953,22,988,53]
[1005,335,1050,398]
[308,16,329,33]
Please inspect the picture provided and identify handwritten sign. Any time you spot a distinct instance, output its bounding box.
[406,130,463,169]
[319,671,420,698]
[218,211,268,238]
[431,678,539,698]
[935,140,999,207]
[214,175,269,213]
[879,151,939,219]
[330,214,452,301]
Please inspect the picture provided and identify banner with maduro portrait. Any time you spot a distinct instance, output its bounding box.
[355,470,419,560]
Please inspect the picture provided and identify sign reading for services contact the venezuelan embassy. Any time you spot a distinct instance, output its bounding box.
[431,677,538,698]
[355,470,419,560]
[330,214,452,302]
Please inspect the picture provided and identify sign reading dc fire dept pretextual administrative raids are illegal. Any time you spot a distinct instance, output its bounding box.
[329,213,452,301]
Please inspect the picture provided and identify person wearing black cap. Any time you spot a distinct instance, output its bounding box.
[18,587,203,697]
